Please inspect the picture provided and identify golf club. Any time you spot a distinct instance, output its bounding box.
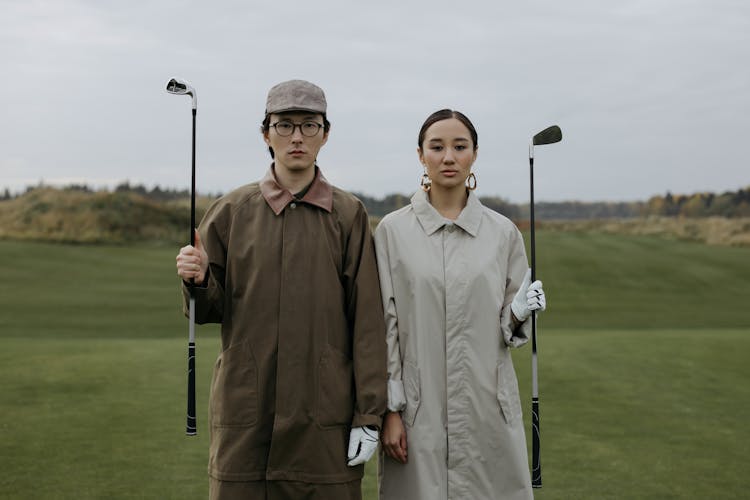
[166,77,198,436]
[528,124,562,488]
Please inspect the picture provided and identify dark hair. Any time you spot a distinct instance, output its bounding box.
[417,109,478,150]
[260,113,331,159]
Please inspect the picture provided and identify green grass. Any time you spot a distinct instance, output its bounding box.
[0,337,213,499]
[0,241,185,338]
[511,329,750,499]
[534,231,750,329]
[1,234,749,499]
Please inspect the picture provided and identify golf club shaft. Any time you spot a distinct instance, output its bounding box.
[530,156,536,282]
[190,108,197,249]
[186,108,197,436]
[529,154,542,488]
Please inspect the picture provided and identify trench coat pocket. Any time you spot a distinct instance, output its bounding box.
[209,342,258,427]
[317,348,354,427]
[401,360,421,427]
[496,358,522,425]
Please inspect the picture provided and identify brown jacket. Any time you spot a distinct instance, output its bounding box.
[183,166,387,483]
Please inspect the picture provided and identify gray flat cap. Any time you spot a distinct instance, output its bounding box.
[265,79,327,115]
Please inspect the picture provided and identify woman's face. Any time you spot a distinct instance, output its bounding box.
[418,118,477,191]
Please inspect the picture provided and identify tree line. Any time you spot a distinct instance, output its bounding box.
[643,189,750,218]
[0,182,218,203]
[355,187,750,219]
[3,183,748,219]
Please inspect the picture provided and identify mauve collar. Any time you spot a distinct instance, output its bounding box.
[259,164,333,215]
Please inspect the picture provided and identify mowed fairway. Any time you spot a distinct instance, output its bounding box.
[1,233,749,499]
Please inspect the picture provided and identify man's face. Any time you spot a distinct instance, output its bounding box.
[264,112,328,173]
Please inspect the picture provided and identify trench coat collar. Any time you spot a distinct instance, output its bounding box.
[411,189,482,237]
[260,164,333,215]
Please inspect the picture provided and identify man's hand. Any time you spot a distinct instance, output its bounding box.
[511,268,546,322]
[381,411,408,464]
[176,229,208,284]
[347,426,379,466]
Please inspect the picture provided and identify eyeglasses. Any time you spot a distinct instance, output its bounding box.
[270,120,324,137]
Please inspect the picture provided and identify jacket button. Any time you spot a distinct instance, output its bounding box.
[290,202,297,209]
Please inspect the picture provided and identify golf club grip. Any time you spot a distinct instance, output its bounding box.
[186,341,197,435]
[531,398,541,487]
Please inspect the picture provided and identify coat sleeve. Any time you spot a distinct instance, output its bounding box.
[342,204,388,429]
[373,221,406,413]
[500,225,532,348]
[181,199,228,324]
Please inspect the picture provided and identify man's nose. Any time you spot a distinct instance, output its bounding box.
[291,125,305,141]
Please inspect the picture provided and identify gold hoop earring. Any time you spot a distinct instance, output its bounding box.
[420,172,432,192]
[466,172,477,190]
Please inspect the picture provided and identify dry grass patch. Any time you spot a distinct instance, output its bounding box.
[541,216,750,247]
[0,188,214,244]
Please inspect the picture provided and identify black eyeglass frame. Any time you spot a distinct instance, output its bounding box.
[270,120,324,137]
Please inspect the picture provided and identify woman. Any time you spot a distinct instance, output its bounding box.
[374,109,546,500]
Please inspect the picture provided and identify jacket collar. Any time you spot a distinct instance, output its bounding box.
[411,189,482,237]
[260,164,333,215]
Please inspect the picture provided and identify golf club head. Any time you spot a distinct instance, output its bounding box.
[166,78,197,109]
[533,125,562,146]
[529,125,562,158]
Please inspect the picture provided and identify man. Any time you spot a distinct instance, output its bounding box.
[176,79,386,499]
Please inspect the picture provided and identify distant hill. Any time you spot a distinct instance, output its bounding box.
[0,187,213,244]
[1,184,748,245]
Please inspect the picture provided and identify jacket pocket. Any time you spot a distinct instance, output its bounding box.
[496,356,522,425]
[317,348,354,427]
[401,360,421,427]
[210,342,258,427]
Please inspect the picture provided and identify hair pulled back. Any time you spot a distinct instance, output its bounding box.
[417,109,478,150]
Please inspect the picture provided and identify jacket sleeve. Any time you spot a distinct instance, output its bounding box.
[181,199,228,324]
[343,204,388,429]
[373,221,406,413]
[500,225,532,348]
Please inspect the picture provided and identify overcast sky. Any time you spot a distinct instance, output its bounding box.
[1,0,748,202]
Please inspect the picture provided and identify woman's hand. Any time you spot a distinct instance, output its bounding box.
[511,268,546,322]
[176,229,208,284]
[381,411,408,464]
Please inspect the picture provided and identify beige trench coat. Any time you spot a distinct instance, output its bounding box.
[374,190,534,500]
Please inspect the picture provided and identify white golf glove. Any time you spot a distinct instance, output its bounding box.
[511,268,546,322]
[347,426,379,466]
